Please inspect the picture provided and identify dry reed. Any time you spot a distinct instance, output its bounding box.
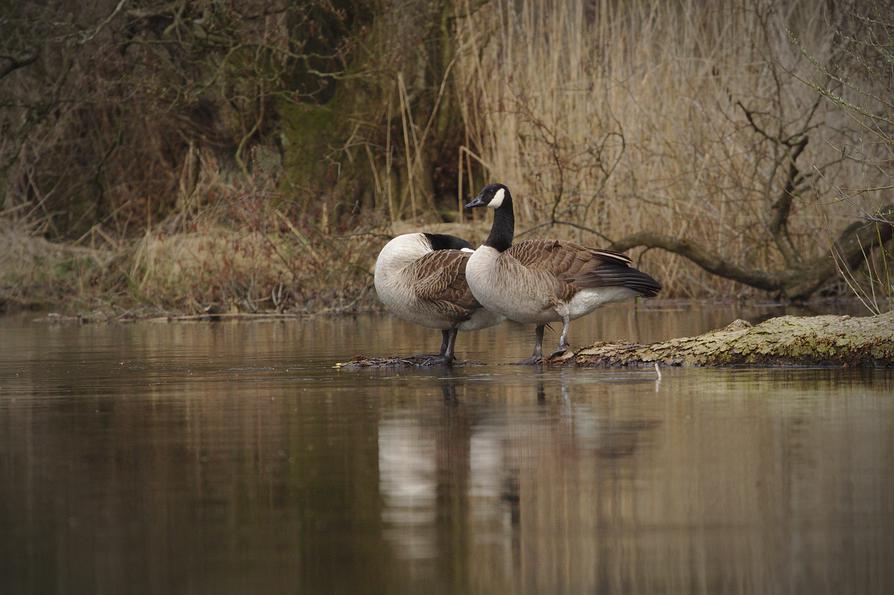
[3,0,891,314]
[1,178,384,315]
[453,0,890,297]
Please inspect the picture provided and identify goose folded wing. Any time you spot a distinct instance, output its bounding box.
[408,250,479,320]
[508,239,630,273]
[507,239,638,300]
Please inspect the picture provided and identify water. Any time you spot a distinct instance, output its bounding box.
[1,304,892,594]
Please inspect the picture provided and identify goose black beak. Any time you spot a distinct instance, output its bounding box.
[464,194,487,209]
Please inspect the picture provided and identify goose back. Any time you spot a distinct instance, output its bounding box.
[404,249,480,324]
[466,239,661,324]
[509,240,660,298]
[375,233,501,331]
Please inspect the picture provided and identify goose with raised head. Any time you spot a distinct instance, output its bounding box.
[464,184,661,364]
[374,232,504,365]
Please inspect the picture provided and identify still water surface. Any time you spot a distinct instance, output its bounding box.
[1,304,893,594]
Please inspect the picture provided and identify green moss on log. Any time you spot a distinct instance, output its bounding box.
[559,311,894,368]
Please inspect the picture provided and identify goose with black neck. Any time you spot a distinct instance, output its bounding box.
[374,232,504,365]
[464,183,662,364]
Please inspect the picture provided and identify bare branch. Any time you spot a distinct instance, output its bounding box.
[609,206,894,299]
[609,232,782,292]
[0,50,38,80]
[79,0,129,44]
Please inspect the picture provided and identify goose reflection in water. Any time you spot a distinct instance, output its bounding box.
[376,370,662,569]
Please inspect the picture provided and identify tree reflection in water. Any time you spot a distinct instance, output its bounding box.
[1,314,892,594]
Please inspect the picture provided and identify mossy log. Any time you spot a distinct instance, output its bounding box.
[556,311,894,368]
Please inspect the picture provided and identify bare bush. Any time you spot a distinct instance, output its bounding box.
[2,0,892,312]
[788,0,894,311]
[1,0,368,239]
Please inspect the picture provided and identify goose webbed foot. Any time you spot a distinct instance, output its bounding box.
[548,340,571,360]
[437,350,458,366]
[426,328,458,367]
[547,315,571,360]
[513,355,543,366]
[513,324,545,365]
[402,329,458,365]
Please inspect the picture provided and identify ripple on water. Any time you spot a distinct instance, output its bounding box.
[1,307,892,594]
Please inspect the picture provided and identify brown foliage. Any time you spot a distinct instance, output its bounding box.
[1,0,892,313]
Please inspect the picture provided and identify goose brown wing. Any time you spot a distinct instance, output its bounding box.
[506,239,660,298]
[507,239,630,273]
[504,240,588,301]
[407,250,479,321]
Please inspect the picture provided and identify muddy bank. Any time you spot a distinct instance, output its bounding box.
[555,311,894,368]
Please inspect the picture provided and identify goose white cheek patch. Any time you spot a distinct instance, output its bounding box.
[488,188,505,209]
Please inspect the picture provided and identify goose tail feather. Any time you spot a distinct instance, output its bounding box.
[575,264,662,297]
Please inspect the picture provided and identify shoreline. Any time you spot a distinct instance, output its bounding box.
[2,297,878,325]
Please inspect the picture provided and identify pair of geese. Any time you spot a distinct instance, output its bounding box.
[374,184,661,365]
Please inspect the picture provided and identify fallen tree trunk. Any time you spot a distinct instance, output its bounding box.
[607,205,894,300]
[556,311,894,368]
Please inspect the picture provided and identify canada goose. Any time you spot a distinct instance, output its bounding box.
[464,184,661,364]
[374,232,504,364]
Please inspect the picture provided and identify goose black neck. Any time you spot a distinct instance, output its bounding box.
[424,233,472,251]
[484,195,514,252]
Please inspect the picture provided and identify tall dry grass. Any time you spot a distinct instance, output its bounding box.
[3,0,890,314]
[0,218,114,309]
[453,0,890,297]
[0,167,384,315]
[126,168,385,314]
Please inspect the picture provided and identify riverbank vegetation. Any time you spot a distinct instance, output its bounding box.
[1,0,891,315]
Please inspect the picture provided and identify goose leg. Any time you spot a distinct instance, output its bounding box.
[549,314,571,359]
[514,325,545,365]
[439,329,450,356]
[442,328,459,366]
[408,329,450,363]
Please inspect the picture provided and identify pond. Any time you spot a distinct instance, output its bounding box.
[1,304,892,594]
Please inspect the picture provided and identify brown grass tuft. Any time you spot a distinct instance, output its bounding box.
[0,221,113,309]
